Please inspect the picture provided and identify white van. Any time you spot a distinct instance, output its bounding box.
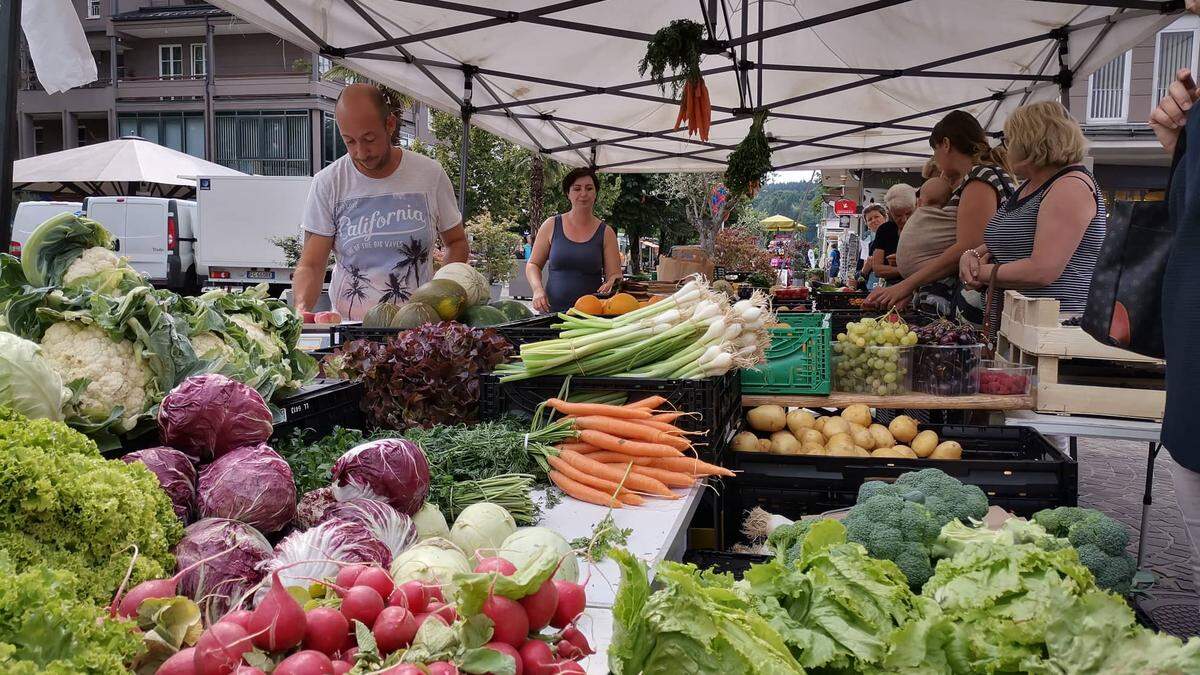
[83,196,198,292]
[10,201,84,256]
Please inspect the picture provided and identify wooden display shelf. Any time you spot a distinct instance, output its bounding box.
[742,392,1034,410]
[998,291,1164,421]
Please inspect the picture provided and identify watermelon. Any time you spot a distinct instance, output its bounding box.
[460,305,507,328]
[362,302,400,328]
[391,302,441,329]
[490,299,533,322]
[410,279,468,320]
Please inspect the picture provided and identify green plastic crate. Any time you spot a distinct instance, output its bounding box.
[741,312,831,394]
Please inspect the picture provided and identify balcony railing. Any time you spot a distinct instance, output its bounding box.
[21,75,113,91]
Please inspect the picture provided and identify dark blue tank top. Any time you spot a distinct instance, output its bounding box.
[546,214,605,314]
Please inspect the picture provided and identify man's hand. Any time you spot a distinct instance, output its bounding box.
[1150,68,1199,155]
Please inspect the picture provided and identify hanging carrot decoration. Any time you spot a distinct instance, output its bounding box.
[640,19,711,141]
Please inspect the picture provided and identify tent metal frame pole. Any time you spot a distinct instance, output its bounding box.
[1057,31,1072,103]
[0,0,21,248]
[756,0,764,106]
[1026,0,1180,10]
[471,76,548,152]
[757,63,1056,81]
[338,0,463,105]
[458,67,474,218]
[378,0,654,45]
[740,0,751,107]
[467,65,736,114]
[719,0,747,108]
[726,0,914,48]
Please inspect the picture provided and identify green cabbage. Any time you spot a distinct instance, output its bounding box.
[0,332,67,421]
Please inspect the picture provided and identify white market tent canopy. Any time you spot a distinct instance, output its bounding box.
[12,137,247,197]
[204,0,1183,172]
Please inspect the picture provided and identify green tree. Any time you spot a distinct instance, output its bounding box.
[609,174,687,274]
[654,172,736,255]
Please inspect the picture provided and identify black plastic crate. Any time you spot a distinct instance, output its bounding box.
[479,370,742,460]
[727,424,1077,527]
[330,315,560,349]
[494,314,561,347]
[815,290,869,311]
[681,550,771,579]
[271,378,365,442]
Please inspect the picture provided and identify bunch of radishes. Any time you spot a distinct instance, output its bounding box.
[139,552,592,674]
[469,556,593,675]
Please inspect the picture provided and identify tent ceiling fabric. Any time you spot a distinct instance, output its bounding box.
[207,0,1179,171]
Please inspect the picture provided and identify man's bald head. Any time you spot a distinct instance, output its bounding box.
[335,83,399,174]
[336,83,390,123]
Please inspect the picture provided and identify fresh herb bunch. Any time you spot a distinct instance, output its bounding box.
[639,19,706,96]
[571,513,633,563]
[402,416,573,481]
[725,111,772,198]
[275,425,366,494]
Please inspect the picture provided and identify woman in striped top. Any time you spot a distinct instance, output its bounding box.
[960,101,1105,320]
[866,110,1015,312]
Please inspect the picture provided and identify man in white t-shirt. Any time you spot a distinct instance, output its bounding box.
[294,84,469,320]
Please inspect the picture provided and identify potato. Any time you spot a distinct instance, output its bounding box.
[889,415,919,443]
[825,433,854,455]
[850,425,876,451]
[852,446,871,457]
[869,424,895,449]
[827,444,859,457]
[930,440,963,460]
[770,431,803,455]
[911,430,939,458]
[822,417,850,439]
[800,429,826,447]
[758,439,773,453]
[747,405,787,432]
[803,444,828,455]
[786,409,817,435]
[814,416,827,434]
[892,445,918,458]
[872,446,908,458]
[732,431,761,453]
[840,404,872,428]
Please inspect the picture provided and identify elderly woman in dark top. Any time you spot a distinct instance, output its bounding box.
[526,168,622,313]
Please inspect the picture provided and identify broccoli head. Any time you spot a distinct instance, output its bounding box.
[767,519,816,560]
[1033,507,1137,594]
[856,469,988,529]
[844,494,940,588]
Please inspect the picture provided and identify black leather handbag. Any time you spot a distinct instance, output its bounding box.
[1082,132,1184,359]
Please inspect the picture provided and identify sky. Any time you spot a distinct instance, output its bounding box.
[770,170,819,184]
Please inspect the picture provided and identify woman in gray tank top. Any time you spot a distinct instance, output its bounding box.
[526,168,623,314]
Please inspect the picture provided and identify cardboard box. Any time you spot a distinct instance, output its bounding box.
[657,246,714,282]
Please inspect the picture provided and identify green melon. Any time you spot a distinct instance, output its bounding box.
[489,299,533,322]
[362,302,400,329]
[460,305,507,328]
[390,302,441,329]
[410,279,468,320]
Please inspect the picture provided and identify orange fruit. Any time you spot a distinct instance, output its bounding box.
[604,292,640,315]
[574,294,605,315]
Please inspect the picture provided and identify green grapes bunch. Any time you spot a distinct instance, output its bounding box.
[832,315,917,395]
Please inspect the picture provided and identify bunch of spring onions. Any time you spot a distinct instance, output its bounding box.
[495,277,774,381]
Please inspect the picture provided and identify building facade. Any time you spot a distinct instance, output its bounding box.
[17,0,436,175]
[1066,14,1200,201]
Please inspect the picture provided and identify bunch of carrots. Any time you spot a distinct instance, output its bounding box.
[542,395,733,509]
[674,77,712,142]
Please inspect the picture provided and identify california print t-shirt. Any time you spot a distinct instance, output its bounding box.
[301,150,462,320]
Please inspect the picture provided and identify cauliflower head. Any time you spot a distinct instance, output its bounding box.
[40,321,153,431]
[60,246,143,296]
[229,314,282,358]
[190,331,235,360]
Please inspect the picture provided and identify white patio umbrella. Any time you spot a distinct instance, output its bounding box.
[12,136,247,197]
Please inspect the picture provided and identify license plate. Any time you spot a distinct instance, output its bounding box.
[246,270,276,280]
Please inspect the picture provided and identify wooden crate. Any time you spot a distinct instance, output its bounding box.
[997,291,1165,420]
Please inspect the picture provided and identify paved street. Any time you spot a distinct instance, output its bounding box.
[1077,437,1199,637]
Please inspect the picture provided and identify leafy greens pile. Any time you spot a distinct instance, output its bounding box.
[610,518,1200,674]
[326,321,512,430]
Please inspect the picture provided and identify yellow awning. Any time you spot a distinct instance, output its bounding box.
[760,214,806,232]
